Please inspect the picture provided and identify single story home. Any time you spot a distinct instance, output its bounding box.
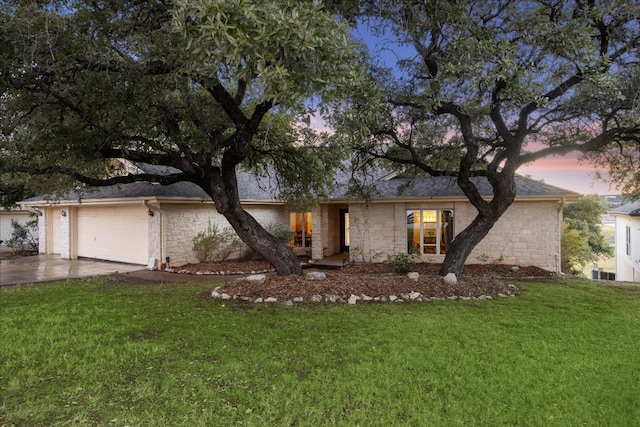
[22,160,580,272]
[610,201,640,282]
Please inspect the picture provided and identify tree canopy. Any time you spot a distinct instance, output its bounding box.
[326,0,640,274]
[0,0,367,274]
[562,195,613,274]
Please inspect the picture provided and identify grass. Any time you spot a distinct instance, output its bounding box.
[1,277,640,426]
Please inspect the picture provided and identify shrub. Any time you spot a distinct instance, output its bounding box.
[6,218,39,254]
[266,222,295,244]
[387,252,418,274]
[192,222,240,262]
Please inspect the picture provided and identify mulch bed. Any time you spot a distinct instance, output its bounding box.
[175,260,555,302]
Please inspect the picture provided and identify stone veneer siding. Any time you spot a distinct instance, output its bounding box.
[160,203,289,266]
[344,200,561,272]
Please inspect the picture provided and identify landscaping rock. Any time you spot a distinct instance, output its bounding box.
[245,274,266,284]
[306,271,327,280]
[407,272,419,281]
[443,273,457,285]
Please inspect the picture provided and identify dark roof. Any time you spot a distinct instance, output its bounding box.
[329,175,580,199]
[23,163,579,204]
[23,168,278,203]
[610,201,640,216]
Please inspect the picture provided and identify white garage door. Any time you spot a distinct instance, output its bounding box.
[77,206,148,264]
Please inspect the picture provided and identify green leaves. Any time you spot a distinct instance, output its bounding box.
[172,0,367,111]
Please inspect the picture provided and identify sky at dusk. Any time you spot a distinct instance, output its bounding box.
[320,24,623,197]
[517,155,618,195]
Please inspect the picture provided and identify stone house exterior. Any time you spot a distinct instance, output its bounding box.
[312,175,579,273]
[22,161,580,272]
[610,201,640,282]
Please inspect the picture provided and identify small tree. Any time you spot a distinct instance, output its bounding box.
[6,218,38,255]
[561,223,591,275]
[563,195,613,268]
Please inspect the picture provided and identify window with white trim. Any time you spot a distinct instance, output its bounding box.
[406,209,454,255]
[626,225,631,256]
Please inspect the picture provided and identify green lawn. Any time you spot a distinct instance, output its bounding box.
[1,277,639,426]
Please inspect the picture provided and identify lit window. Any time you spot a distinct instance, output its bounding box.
[406,210,453,255]
[290,212,312,248]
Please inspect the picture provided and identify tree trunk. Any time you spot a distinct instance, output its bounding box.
[202,166,303,276]
[222,205,303,276]
[439,212,503,276]
[439,174,517,277]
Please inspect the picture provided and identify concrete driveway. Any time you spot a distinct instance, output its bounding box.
[0,253,144,286]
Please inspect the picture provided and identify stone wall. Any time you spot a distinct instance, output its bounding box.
[161,203,289,266]
[345,200,561,271]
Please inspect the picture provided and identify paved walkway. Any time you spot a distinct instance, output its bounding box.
[0,253,144,286]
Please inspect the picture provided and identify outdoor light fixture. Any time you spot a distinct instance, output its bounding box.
[148,209,154,217]
[61,210,67,217]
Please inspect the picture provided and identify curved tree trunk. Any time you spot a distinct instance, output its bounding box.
[221,205,302,276]
[440,172,517,277]
[439,212,503,276]
[202,165,303,276]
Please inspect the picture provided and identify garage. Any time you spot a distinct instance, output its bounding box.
[77,205,149,265]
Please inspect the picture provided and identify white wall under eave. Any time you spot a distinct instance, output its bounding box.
[615,215,640,282]
[0,211,33,242]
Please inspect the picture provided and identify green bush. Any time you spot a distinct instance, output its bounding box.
[6,218,39,254]
[192,222,240,262]
[266,222,295,244]
[387,252,418,274]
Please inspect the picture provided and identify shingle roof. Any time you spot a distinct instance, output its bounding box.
[22,163,579,204]
[23,167,278,203]
[329,174,580,199]
[610,201,640,216]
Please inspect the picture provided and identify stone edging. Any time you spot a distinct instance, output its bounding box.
[173,268,274,275]
[211,286,519,305]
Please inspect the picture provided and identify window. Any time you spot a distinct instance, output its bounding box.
[290,212,312,248]
[407,210,453,255]
[626,226,631,256]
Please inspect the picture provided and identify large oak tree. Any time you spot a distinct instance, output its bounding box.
[328,0,640,275]
[0,0,366,275]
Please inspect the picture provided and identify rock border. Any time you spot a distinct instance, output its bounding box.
[210,271,520,305]
[211,285,519,305]
[174,268,274,275]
